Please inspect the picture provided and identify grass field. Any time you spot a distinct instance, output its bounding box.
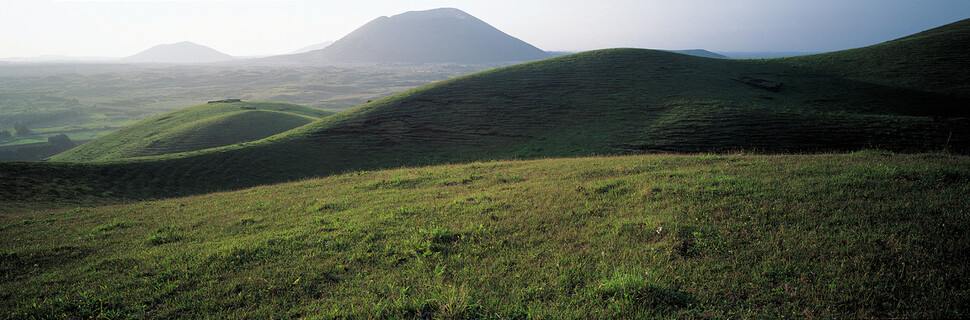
[1,152,968,318]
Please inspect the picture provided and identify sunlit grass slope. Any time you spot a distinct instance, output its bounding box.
[48,101,335,162]
[2,153,968,318]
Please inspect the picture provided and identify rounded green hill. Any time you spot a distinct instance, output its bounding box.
[49,101,335,162]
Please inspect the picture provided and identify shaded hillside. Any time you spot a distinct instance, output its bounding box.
[49,101,334,162]
[8,19,970,202]
[122,41,236,64]
[781,18,970,98]
[0,135,80,162]
[667,49,727,58]
[284,8,552,63]
[2,154,969,318]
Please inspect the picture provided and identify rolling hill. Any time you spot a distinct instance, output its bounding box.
[122,41,236,64]
[49,101,335,162]
[667,49,727,58]
[281,8,552,64]
[780,18,970,99]
[4,18,970,203]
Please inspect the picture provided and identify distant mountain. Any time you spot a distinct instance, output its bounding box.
[283,8,552,64]
[122,41,236,64]
[666,49,728,58]
[290,41,334,54]
[0,55,116,63]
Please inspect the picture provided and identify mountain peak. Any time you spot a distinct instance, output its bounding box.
[392,7,473,20]
[287,8,551,64]
[123,41,235,64]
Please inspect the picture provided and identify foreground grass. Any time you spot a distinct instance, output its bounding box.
[2,153,968,318]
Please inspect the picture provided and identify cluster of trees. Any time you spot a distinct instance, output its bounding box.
[13,121,32,136]
[0,133,77,161]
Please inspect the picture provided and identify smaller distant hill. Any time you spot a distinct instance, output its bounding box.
[666,49,728,59]
[122,41,236,64]
[282,8,553,64]
[720,52,820,59]
[49,101,335,162]
[291,41,334,54]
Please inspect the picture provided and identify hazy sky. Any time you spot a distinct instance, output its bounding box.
[1,0,968,58]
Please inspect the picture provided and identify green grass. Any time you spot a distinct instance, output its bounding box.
[1,153,968,318]
[49,101,334,162]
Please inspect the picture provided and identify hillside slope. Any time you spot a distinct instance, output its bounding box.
[49,101,334,162]
[781,18,970,98]
[12,19,970,202]
[284,8,552,64]
[2,153,968,318]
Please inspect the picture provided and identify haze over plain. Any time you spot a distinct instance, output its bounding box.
[2,0,968,59]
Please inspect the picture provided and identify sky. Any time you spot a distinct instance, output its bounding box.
[1,0,968,59]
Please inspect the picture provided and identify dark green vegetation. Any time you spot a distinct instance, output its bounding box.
[50,101,334,162]
[281,8,552,64]
[779,18,970,99]
[0,63,496,148]
[2,153,968,318]
[0,134,79,161]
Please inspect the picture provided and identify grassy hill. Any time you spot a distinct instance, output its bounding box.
[4,19,969,204]
[780,18,970,98]
[49,101,334,162]
[1,153,968,318]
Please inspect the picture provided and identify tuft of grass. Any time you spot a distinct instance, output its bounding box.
[145,226,182,246]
